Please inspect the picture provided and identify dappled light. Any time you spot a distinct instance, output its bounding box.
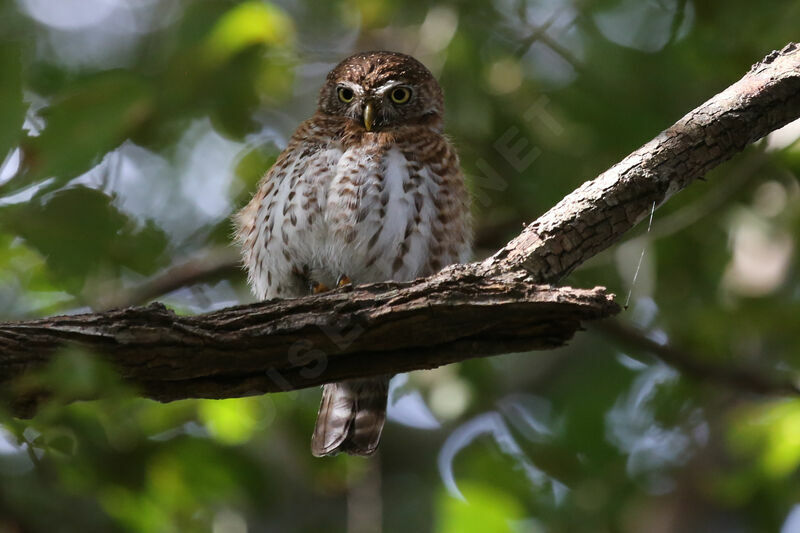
[1,0,800,531]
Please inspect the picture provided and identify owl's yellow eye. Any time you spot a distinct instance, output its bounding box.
[390,87,411,104]
[338,87,355,103]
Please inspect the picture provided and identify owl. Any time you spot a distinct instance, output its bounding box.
[235,51,471,456]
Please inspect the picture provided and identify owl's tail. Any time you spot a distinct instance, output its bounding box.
[311,377,390,457]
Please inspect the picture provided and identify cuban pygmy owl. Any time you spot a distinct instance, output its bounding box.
[235,51,471,456]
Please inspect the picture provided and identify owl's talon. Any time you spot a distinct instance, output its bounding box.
[310,281,330,294]
[336,274,352,288]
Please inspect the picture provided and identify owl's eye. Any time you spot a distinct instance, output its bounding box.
[338,87,355,103]
[389,87,411,104]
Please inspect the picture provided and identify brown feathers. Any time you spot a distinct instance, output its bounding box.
[235,51,471,457]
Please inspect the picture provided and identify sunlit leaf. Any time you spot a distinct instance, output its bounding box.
[729,399,800,479]
[436,482,525,533]
[198,397,264,445]
[202,1,294,68]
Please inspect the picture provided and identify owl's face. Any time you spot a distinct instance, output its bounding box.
[318,51,444,132]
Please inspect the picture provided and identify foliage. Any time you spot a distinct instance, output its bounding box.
[1,0,799,532]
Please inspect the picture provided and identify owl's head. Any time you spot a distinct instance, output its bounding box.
[318,51,444,132]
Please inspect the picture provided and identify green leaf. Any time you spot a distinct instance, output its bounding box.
[729,399,800,479]
[202,1,295,68]
[436,483,525,533]
[197,398,265,445]
[0,186,167,293]
[23,72,153,189]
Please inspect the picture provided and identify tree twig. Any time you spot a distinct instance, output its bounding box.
[90,246,242,310]
[593,319,800,396]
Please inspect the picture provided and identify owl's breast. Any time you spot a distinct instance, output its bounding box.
[322,144,444,284]
[240,136,470,300]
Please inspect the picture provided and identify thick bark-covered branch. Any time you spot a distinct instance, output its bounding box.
[2,268,616,415]
[2,43,800,414]
[480,42,800,282]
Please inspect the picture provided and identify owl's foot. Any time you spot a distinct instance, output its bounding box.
[308,275,350,294]
[310,281,330,294]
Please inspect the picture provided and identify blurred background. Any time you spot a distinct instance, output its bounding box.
[1,0,800,531]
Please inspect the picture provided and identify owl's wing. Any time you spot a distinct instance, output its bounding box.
[395,137,471,279]
[418,139,472,276]
[235,128,342,299]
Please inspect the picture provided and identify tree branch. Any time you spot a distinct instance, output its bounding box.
[480,42,800,282]
[2,43,800,414]
[2,269,616,416]
[593,320,800,397]
[90,246,242,310]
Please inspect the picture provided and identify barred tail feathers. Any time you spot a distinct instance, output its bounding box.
[311,378,389,457]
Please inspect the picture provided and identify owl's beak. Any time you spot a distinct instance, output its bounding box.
[363,102,375,132]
